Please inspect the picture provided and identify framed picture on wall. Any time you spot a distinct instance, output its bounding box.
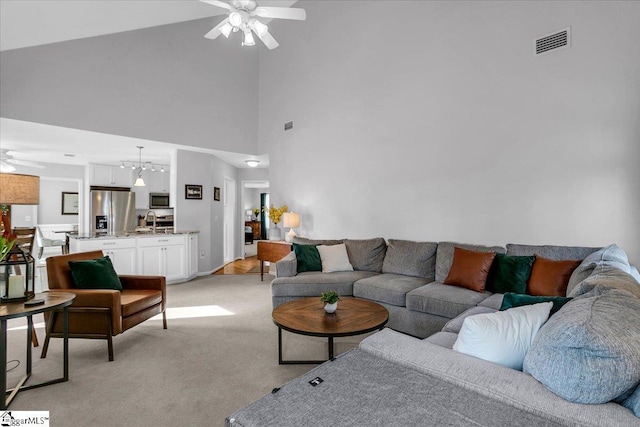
[185,185,203,200]
[214,187,221,201]
[61,192,79,215]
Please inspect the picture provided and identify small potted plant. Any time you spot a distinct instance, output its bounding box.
[320,291,341,314]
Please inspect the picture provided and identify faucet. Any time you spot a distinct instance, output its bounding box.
[145,210,157,232]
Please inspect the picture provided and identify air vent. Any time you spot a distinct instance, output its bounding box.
[534,27,570,56]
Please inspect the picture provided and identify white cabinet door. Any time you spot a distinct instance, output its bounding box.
[90,165,114,186]
[164,245,186,282]
[147,170,170,193]
[138,246,163,276]
[188,234,198,278]
[113,167,133,187]
[105,248,137,275]
[132,170,150,209]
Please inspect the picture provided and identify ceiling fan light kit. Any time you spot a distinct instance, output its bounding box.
[201,0,306,50]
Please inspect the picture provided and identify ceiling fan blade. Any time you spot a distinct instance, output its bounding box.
[255,29,279,50]
[254,7,306,21]
[204,17,230,39]
[6,159,46,169]
[199,0,233,11]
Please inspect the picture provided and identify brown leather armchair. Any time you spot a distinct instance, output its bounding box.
[42,250,167,361]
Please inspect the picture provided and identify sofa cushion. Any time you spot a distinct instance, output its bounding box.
[435,242,505,282]
[317,244,354,273]
[567,244,631,295]
[406,282,492,319]
[353,274,430,307]
[443,247,496,292]
[423,331,458,349]
[506,243,599,261]
[523,289,640,404]
[292,243,321,273]
[500,292,571,316]
[568,266,640,299]
[453,302,553,370]
[293,237,343,246]
[344,238,387,272]
[477,293,504,310]
[382,239,438,279]
[442,306,497,334]
[68,256,123,290]
[271,271,378,297]
[120,289,163,317]
[527,256,581,296]
[486,254,536,294]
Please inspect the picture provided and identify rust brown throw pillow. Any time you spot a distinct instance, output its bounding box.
[527,256,581,296]
[443,247,496,292]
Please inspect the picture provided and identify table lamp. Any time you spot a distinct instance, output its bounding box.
[283,212,300,243]
[0,173,40,303]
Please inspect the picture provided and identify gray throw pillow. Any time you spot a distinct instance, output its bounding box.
[622,384,640,417]
[344,238,387,273]
[523,289,640,404]
[568,266,640,299]
[382,239,438,279]
[566,244,630,296]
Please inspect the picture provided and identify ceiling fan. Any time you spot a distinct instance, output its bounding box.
[200,0,306,50]
[0,149,46,172]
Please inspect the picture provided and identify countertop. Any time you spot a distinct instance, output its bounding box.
[68,230,199,240]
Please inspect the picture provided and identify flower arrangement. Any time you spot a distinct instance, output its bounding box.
[264,204,288,225]
[0,211,16,262]
[252,208,261,219]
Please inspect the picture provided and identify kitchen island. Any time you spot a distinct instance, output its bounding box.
[68,231,199,284]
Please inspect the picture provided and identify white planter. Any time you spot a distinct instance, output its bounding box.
[324,302,338,314]
[268,227,282,241]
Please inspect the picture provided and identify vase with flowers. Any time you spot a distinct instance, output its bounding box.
[0,208,17,262]
[264,204,288,240]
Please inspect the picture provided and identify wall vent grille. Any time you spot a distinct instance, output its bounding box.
[535,27,570,56]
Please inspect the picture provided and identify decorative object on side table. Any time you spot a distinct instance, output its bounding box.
[265,204,288,241]
[320,291,341,314]
[0,173,39,303]
[283,212,300,243]
[253,208,261,221]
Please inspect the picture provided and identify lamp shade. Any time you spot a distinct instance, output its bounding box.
[283,212,300,228]
[0,173,40,205]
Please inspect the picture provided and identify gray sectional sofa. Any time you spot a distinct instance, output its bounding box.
[226,238,640,426]
[272,238,599,338]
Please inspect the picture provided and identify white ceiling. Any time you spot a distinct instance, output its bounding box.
[0,0,297,169]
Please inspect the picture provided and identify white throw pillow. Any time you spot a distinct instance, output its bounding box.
[452,302,553,370]
[317,244,354,273]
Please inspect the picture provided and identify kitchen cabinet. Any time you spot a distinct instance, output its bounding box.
[137,235,187,283]
[68,232,198,284]
[132,170,170,209]
[90,164,133,187]
[187,233,198,279]
[68,237,137,275]
[132,170,150,209]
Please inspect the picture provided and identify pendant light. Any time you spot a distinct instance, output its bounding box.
[133,146,146,187]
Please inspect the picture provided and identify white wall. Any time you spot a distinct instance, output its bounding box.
[259,1,640,264]
[175,149,239,273]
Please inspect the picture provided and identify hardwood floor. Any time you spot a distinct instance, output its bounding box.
[213,255,261,275]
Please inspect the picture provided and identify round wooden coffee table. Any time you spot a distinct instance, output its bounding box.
[272,297,389,364]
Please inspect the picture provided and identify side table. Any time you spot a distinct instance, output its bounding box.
[0,292,75,409]
[257,241,292,281]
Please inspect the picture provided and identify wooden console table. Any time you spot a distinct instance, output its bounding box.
[245,221,261,240]
[257,241,292,281]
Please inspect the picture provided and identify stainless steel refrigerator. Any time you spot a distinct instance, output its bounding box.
[91,190,136,234]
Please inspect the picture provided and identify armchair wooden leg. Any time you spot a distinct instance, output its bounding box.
[162,311,167,329]
[107,335,114,362]
[31,328,39,347]
[41,311,56,359]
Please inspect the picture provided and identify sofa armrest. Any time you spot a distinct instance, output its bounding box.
[44,289,122,334]
[275,252,297,278]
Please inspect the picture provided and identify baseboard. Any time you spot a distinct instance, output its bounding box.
[203,264,225,276]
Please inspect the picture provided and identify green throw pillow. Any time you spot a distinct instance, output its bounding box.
[293,243,322,273]
[486,253,536,294]
[500,292,571,316]
[68,256,123,290]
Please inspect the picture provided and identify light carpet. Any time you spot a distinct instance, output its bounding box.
[5,274,371,426]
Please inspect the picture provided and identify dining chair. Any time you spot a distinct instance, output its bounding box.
[35,225,66,258]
